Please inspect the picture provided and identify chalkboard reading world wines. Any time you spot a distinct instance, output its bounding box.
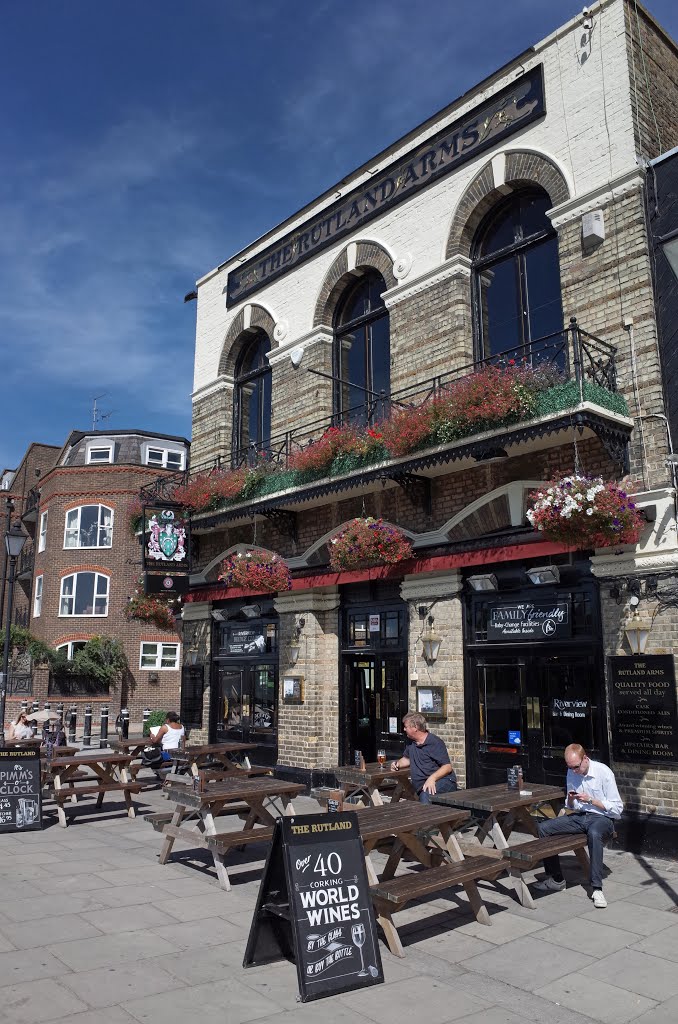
[244,812,383,1002]
[609,655,678,764]
[0,749,42,832]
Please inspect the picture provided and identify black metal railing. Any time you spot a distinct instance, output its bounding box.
[48,675,110,697]
[21,488,40,520]
[141,317,619,503]
[13,606,29,627]
[16,544,34,579]
[7,672,32,696]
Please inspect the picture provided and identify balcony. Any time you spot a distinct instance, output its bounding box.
[16,543,35,581]
[141,320,633,531]
[21,488,40,524]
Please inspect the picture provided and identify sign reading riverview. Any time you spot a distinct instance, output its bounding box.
[609,655,678,764]
[487,601,571,642]
[227,66,545,305]
[244,812,383,1002]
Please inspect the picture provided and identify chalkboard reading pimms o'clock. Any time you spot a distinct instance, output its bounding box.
[244,812,383,1002]
[0,749,42,832]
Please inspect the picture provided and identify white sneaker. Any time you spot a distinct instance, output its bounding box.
[532,876,566,892]
[592,889,607,908]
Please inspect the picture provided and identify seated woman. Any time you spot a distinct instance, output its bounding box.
[7,710,34,741]
[148,711,186,766]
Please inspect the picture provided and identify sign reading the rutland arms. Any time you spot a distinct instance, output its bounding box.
[609,655,678,765]
[227,65,545,306]
[487,601,571,642]
[142,507,190,576]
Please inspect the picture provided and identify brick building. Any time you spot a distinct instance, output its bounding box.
[162,0,678,847]
[2,429,189,728]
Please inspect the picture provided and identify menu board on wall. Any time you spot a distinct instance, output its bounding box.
[0,749,42,832]
[487,601,571,642]
[224,626,267,656]
[609,655,678,765]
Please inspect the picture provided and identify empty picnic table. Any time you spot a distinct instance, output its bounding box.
[175,741,258,776]
[150,776,305,889]
[333,762,417,806]
[431,782,566,907]
[43,752,142,827]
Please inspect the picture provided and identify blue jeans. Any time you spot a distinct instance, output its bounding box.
[538,811,614,890]
[418,773,458,804]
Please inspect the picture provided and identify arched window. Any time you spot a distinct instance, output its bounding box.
[472,189,563,362]
[64,505,113,548]
[333,271,390,425]
[233,330,272,460]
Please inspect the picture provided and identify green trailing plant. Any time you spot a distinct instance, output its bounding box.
[143,709,169,737]
[70,637,128,685]
[0,625,56,666]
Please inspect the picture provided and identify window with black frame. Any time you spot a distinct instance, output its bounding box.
[233,330,272,462]
[333,271,390,426]
[472,188,564,365]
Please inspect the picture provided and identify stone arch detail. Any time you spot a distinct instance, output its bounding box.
[440,480,543,541]
[218,304,277,378]
[445,150,571,260]
[313,240,397,328]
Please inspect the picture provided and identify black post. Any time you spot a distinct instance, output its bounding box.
[68,704,77,744]
[121,707,130,739]
[99,705,109,749]
[83,704,92,747]
[142,706,151,731]
[56,702,64,726]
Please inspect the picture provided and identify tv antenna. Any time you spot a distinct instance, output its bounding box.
[91,393,115,430]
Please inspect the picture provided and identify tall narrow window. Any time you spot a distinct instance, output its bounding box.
[333,271,390,426]
[38,511,48,553]
[233,330,272,462]
[33,575,43,618]
[472,188,563,363]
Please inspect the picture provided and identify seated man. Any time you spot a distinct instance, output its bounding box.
[534,743,622,909]
[391,711,457,803]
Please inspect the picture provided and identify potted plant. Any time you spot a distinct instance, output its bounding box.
[526,475,644,548]
[329,517,413,571]
[219,549,292,592]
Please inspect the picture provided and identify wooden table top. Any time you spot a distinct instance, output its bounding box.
[182,742,258,756]
[164,776,305,806]
[113,737,147,750]
[353,802,470,841]
[48,752,135,768]
[334,761,402,784]
[432,783,565,813]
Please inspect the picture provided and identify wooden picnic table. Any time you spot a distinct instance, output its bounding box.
[43,752,141,827]
[151,776,305,889]
[333,762,417,806]
[175,741,258,776]
[431,782,566,908]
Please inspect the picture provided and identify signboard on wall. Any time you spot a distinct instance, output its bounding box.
[609,655,678,765]
[0,749,42,833]
[142,506,190,574]
[224,625,268,656]
[487,601,571,642]
[180,665,204,728]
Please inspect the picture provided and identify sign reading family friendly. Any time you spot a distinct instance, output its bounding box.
[227,64,545,305]
[487,601,571,642]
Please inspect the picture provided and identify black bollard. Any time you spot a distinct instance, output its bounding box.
[32,699,40,713]
[83,705,92,747]
[99,705,109,749]
[68,705,77,744]
[121,707,130,739]
[56,703,64,727]
[142,707,151,731]
[20,700,28,715]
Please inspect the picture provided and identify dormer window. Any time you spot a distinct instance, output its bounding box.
[87,445,113,465]
[145,446,185,471]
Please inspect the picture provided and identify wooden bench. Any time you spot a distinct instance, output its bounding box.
[52,781,142,827]
[371,855,505,957]
[145,801,252,831]
[502,833,591,903]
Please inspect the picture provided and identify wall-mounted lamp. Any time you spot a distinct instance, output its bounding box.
[241,604,261,619]
[149,672,159,684]
[188,644,199,666]
[211,609,226,622]
[288,618,306,665]
[421,616,441,663]
[526,565,560,585]
[624,610,652,655]
[468,573,498,592]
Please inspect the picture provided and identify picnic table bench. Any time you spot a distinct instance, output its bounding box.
[44,752,141,827]
[333,762,417,806]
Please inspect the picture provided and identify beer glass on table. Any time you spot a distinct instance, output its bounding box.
[377,749,386,766]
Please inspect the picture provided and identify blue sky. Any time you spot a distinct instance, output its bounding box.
[2,0,677,472]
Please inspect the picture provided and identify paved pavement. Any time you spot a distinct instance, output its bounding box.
[1,774,678,1024]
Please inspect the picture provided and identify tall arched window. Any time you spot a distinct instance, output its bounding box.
[333,271,390,425]
[473,188,563,362]
[233,330,272,460]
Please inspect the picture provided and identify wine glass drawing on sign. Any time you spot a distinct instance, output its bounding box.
[351,922,369,977]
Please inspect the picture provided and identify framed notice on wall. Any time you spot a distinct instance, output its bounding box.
[416,686,446,720]
[283,676,304,704]
[609,655,678,765]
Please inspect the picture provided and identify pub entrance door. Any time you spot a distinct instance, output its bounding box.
[215,663,277,766]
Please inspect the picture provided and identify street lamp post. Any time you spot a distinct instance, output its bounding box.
[0,520,28,746]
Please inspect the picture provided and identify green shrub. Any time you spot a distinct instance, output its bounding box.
[143,710,168,737]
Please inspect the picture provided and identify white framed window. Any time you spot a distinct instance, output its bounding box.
[145,446,185,471]
[87,445,113,464]
[56,640,88,660]
[59,572,109,616]
[64,505,113,548]
[140,642,180,670]
[33,575,43,617]
[38,510,48,552]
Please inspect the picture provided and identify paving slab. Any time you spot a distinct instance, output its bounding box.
[0,948,66,986]
[79,904,177,934]
[1,912,103,949]
[630,921,678,961]
[0,976,88,1023]
[632,992,678,1024]
[122,975,282,1024]
[149,914,243,949]
[534,972,657,1023]
[1,892,108,922]
[454,909,547,945]
[536,917,638,957]
[47,930,180,971]
[338,974,487,1024]
[461,933,594,991]
[578,900,677,936]
[580,946,678,1001]
[59,960,183,1008]
[51,1009,138,1024]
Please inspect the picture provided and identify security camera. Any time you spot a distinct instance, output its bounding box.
[290,346,304,369]
[581,7,592,30]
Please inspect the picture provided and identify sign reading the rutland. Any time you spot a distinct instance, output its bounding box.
[609,655,678,764]
[0,749,42,833]
[487,601,571,642]
[244,812,383,1002]
[142,506,190,577]
[227,65,545,306]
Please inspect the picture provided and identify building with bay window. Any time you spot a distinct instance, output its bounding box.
[168,0,678,849]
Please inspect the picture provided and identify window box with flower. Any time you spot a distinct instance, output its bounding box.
[329,517,413,572]
[527,475,644,548]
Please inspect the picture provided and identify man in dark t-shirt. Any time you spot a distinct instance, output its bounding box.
[391,712,457,803]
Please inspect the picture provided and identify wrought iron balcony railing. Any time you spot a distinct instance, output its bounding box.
[141,317,624,508]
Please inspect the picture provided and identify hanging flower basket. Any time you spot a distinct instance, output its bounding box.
[219,549,292,592]
[329,517,413,572]
[124,590,178,632]
[526,475,644,548]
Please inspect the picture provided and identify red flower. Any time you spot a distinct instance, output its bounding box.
[329,518,412,571]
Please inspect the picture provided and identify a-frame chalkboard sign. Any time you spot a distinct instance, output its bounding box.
[0,748,43,832]
[244,811,383,1002]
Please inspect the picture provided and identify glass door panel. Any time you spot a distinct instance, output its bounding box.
[252,664,277,758]
[218,666,246,741]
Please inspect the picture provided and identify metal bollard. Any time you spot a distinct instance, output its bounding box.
[83,705,92,747]
[121,707,130,739]
[142,707,151,730]
[44,701,51,710]
[57,703,64,726]
[68,705,77,744]
[99,705,109,749]
[32,699,40,713]
[21,700,28,715]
